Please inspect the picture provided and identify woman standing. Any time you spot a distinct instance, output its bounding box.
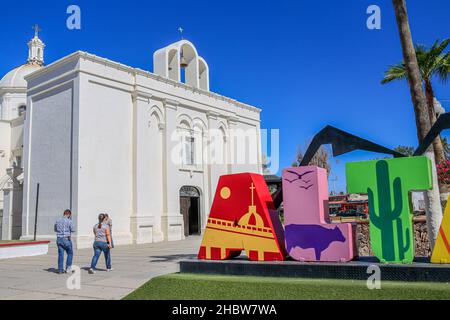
[88,213,113,274]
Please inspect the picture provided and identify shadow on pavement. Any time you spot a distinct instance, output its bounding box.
[149,254,196,262]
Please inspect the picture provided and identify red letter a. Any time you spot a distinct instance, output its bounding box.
[198,173,286,261]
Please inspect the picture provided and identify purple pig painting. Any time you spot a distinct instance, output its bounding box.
[282,167,356,262]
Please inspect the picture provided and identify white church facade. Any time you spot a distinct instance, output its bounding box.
[0,31,45,240]
[1,31,263,248]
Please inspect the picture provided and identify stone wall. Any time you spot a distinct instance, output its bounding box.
[356,218,430,257]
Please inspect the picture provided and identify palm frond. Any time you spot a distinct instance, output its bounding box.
[436,52,450,83]
[426,39,450,79]
[414,44,428,72]
[382,39,450,85]
[381,63,407,84]
[429,39,450,59]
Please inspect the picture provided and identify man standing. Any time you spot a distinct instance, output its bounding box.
[54,209,74,274]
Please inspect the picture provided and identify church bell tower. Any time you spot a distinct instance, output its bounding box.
[27,24,45,66]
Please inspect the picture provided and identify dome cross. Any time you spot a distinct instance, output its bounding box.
[32,24,41,38]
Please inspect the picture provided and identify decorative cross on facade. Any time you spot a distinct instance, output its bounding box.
[250,183,255,206]
[178,27,184,40]
[32,24,41,38]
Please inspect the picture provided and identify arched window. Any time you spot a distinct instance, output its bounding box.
[179,43,198,87]
[178,119,195,166]
[184,135,195,166]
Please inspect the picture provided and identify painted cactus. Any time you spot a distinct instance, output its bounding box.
[368,161,410,262]
[346,157,432,263]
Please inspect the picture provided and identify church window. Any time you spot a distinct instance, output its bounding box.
[184,136,195,166]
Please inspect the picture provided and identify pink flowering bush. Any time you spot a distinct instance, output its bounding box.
[437,160,450,185]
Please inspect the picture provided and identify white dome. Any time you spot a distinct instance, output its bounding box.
[0,63,42,89]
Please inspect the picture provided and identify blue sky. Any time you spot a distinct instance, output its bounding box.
[1,0,449,192]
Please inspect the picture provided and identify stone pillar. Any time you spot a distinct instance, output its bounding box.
[131,91,165,244]
[227,116,239,173]
[1,188,12,240]
[161,98,184,241]
[206,112,218,207]
[256,125,263,174]
[1,167,23,240]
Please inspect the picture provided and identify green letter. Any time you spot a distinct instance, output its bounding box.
[346,157,432,263]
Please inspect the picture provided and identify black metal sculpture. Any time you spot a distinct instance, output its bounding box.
[300,125,405,166]
[272,115,450,209]
[414,113,450,156]
[272,125,407,210]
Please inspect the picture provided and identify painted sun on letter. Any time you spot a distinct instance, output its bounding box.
[220,187,231,199]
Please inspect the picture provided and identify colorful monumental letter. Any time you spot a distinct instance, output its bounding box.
[431,196,450,263]
[282,166,356,262]
[198,173,286,261]
[346,157,432,263]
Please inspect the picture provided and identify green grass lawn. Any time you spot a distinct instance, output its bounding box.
[124,273,450,300]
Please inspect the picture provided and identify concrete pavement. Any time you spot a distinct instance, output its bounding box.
[0,236,202,300]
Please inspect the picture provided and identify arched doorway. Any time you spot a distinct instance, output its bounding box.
[179,186,201,236]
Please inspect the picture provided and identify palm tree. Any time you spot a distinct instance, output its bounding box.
[442,137,450,159]
[382,39,450,164]
[391,0,442,249]
[394,145,415,156]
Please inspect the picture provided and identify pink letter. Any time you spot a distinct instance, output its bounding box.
[282,166,356,262]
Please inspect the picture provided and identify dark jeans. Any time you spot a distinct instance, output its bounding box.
[57,237,73,272]
[90,241,111,270]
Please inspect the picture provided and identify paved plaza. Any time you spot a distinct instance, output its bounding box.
[0,236,202,300]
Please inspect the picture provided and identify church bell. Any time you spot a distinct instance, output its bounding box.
[180,49,188,69]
